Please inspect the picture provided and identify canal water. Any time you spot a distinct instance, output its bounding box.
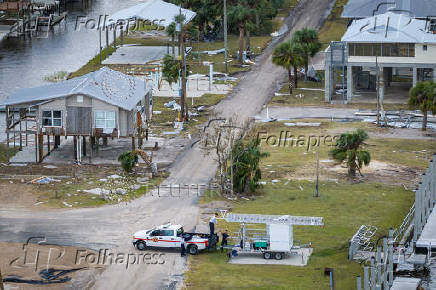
[0,0,142,102]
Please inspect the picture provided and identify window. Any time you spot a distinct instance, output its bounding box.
[95,111,116,129]
[42,110,62,127]
[423,45,428,51]
[161,230,174,236]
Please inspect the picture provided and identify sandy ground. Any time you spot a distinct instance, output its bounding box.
[0,1,337,289]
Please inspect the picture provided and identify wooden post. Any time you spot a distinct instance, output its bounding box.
[19,119,22,150]
[131,136,136,152]
[0,267,4,290]
[120,26,123,45]
[38,133,43,163]
[113,25,116,48]
[82,136,87,156]
[105,26,109,49]
[54,135,60,148]
[25,119,28,146]
[99,28,102,64]
[47,134,50,155]
[73,136,77,160]
[89,136,93,162]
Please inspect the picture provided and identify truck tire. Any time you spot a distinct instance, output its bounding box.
[274,252,283,260]
[188,244,198,255]
[136,241,147,251]
[263,252,272,259]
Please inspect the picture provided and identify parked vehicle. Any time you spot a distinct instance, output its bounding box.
[133,223,218,255]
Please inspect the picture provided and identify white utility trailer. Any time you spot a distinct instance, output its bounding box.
[224,213,324,260]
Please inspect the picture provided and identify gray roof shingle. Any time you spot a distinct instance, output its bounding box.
[2,67,151,111]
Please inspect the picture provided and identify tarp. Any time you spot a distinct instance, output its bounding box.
[106,0,196,28]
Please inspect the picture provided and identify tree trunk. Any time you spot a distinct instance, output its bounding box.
[288,68,293,95]
[304,60,309,81]
[171,35,175,56]
[293,65,298,89]
[422,110,428,131]
[239,24,245,64]
[348,165,356,177]
[246,30,251,52]
[199,22,205,41]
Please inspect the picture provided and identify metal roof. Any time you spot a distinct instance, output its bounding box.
[342,0,436,18]
[106,0,196,28]
[1,67,151,111]
[342,12,436,44]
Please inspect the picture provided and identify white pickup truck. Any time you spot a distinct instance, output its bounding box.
[133,223,218,255]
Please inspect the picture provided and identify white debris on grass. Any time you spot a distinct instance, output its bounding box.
[99,178,108,182]
[299,185,304,191]
[271,179,280,184]
[129,184,141,190]
[108,174,122,179]
[137,177,149,184]
[284,122,321,127]
[43,165,58,169]
[83,188,111,196]
[62,202,72,208]
[115,188,127,195]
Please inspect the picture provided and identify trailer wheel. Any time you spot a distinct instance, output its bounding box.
[188,245,198,255]
[274,252,283,260]
[136,241,147,251]
[263,252,272,259]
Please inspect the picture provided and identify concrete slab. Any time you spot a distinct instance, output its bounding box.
[391,277,421,290]
[416,205,436,249]
[152,77,232,98]
[103,45,180,65]
[229,248,312,266]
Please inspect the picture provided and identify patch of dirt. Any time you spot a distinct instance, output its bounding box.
[0,181,39,208]
[0,242,102,290]
[282,159,421,187]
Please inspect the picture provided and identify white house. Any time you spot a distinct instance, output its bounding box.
[325,11,436,102]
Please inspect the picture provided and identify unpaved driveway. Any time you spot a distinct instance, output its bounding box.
[0,0,335,289]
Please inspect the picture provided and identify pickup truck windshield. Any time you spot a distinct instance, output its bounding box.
[177,227,184,236]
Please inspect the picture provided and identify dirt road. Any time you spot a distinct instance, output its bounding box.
[0,0,335,289]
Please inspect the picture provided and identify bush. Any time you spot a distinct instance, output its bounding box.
[118,151,138,173]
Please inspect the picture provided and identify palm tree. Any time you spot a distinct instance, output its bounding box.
[409,81,436,131]
[166,22,177,56]
[272,40,304,94]
[293,28,322,80]
[232,137,270,194]
[228,3,254,64]
[329,129,371,177]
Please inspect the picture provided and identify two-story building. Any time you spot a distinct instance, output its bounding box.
[325,11,436,103]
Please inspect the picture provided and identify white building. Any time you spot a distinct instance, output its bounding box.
[325,11,436,103]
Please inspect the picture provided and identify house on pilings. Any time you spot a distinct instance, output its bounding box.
[2,67,153,163]
[325,10,436,104]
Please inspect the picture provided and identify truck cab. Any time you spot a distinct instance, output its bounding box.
[133,223,216,254]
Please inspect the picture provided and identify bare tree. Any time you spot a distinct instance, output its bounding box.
[199,114,250,194]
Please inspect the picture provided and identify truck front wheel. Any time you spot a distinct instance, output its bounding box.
[136,241,147,251]
[188,245,198,255]
[263,252,272,259]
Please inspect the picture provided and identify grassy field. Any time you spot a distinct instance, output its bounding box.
[185,120,434,289]
[318,0,349,50]
[151,94,227,136]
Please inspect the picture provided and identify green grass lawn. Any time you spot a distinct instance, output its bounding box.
[187,181,413,290]
[151,94,227,137]
[185,120,434,289]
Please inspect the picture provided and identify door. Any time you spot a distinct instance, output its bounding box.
[160,229,176,247]
[66,106,92,135]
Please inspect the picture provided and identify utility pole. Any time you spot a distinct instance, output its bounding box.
[314,142,319,197]
[376,56,380,126]
[179,7,187,121]
[224,0,228,74]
